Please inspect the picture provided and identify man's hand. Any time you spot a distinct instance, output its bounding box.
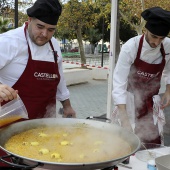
[117,104,133,132]
[63,106,76,118]
[0,84,18,102]
[61,99,76,118]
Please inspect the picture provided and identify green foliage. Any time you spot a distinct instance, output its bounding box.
[0,0,14,16]
[95,14,111,42]
[57,0,97,37]
[119,19,137,43]
[18,12,29,26]
[83,28,102,44]
[57,0,111,42]
[0,18,12,33]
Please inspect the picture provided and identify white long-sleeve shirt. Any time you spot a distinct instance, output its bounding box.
[112,35,170,105]
[0,24,70,101]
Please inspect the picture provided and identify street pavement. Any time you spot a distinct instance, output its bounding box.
[57,54,110,119]
[56,78,109,119]
[58,57,170,146]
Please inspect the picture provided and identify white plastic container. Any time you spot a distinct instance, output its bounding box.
[0,96,28,127]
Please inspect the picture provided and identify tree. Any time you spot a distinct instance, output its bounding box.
[57,0,94,66]
[0,0,33,27]
[83,28,102,54]
[0,0,14,20]
[119,19,137,43]
[57,0,111,66]
[95,13,111,42]
[84,0,111,54]
[0,18,11,33]
[119,0,170,35]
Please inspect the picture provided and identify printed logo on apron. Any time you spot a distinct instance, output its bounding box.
[34,72,58,80]
[136,71,160,80]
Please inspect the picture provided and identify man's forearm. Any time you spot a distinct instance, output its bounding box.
[117,104,129,121]
[60,99,71,108]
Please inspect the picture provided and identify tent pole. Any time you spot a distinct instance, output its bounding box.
[106,0,118,118]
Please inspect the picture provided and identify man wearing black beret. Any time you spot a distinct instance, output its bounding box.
[112,7,170,144]
[0,0,76,166]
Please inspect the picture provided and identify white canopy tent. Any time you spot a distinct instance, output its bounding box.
[106,0,118,118]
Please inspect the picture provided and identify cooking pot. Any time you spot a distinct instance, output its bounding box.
[155,154,170,170]
[0,118,141,170]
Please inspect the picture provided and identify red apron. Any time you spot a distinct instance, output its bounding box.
[127,35,165,144]
[0,23,60,167]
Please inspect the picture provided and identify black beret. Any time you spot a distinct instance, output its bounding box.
[141,7,170,36]
[27,0,62,25]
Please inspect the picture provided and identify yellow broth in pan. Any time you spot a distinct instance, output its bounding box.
[5,125,131,163]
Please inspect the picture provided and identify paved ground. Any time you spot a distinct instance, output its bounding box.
[56,79,109,119]
[57,54,110,118]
